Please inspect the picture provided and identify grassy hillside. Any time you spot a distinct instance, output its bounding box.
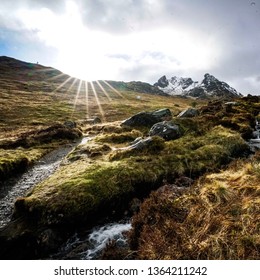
[0,57,202,180]
[0,57,259,260]
[129,153,260,259]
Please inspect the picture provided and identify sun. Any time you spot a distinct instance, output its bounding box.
[18,1,111,81]
[17,1,220,83]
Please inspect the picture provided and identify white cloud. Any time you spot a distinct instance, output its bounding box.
[0,0,260,94]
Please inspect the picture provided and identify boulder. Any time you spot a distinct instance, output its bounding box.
[121,108,172,127]
[177,108,199,118]
[151,108,172,121]
[149,121,181,140]
[128,137,153,150]
[64,120,76,129]
[121,112,159,127]
[84,117,102,125]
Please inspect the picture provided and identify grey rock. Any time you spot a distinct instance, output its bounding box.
[121,112,159,127]
[84,117,102,125]
[128,137,153,150]
[149,121,181,140]
[177,108,199,118]
[151,108,172,121]
[64,120,76,129]
[121,108,172,127]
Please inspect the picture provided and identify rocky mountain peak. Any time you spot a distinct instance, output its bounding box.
[154,73,241,99]
[154,75,169,88]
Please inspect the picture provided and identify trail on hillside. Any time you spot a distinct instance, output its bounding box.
[0,144,76,229]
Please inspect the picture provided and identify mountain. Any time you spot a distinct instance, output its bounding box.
[0,56,165,95]
[154,73,242,99]
[0,56,240,99]
[107,80,166,95]
[0,56,65,81]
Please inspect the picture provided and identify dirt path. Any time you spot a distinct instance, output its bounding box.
[0,143,77,229]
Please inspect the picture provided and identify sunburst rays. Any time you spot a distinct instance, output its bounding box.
[36,68,125,121]
[51,76,74,93]
[89,81,106,121]
[96,80,112,102]
[84,80,89,119]
[102,80,127,100]
[71,79,83,117]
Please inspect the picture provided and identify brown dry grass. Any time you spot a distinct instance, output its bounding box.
[0,76,201,140]
[130,153,260,259]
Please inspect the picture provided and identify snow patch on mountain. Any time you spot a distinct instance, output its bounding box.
[154,73,241,98]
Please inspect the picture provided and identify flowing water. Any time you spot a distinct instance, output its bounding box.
[0,144,78,229]
[249,119,260,151]
[0,136,132,259]
[52,221,132,260]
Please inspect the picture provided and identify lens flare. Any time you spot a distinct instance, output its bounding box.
[84,80,89,118]
[32,66,125,122]
[102,80,126,99]
[96,80,112,102]
[47,73,67,81]
[90,81,105,121]
[51,76,74,93]
[71,79,83,117]
[66,78,78,95]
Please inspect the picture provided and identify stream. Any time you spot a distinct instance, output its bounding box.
[50,221,132,260]
[0,144,76,229]
[1,118,260,259]
[2,119,259,259]
[249,119,260,151]
[0,137,132,259]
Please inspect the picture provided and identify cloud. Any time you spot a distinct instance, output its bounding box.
[76,0,161,34]
[0,0,66,12]
[0,0,260,94]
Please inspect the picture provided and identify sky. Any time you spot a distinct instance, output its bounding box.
[0,0,260,95]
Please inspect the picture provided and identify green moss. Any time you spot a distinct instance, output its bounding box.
[0,147,50,180]
[15,125,248,226]
[67,141,112,161]
[96,130,143,144]
[0,150,28,180]
[0,139,79,181]
[109,136,166,161]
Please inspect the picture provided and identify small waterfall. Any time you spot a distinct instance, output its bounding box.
[249,119,260,150]
[52,221,132,260]
[251,119,260,140]
[256,119,260,139]
[84,222,132,259]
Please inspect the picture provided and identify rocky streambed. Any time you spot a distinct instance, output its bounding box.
[0,144,76,229]
[0,136,135,259]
